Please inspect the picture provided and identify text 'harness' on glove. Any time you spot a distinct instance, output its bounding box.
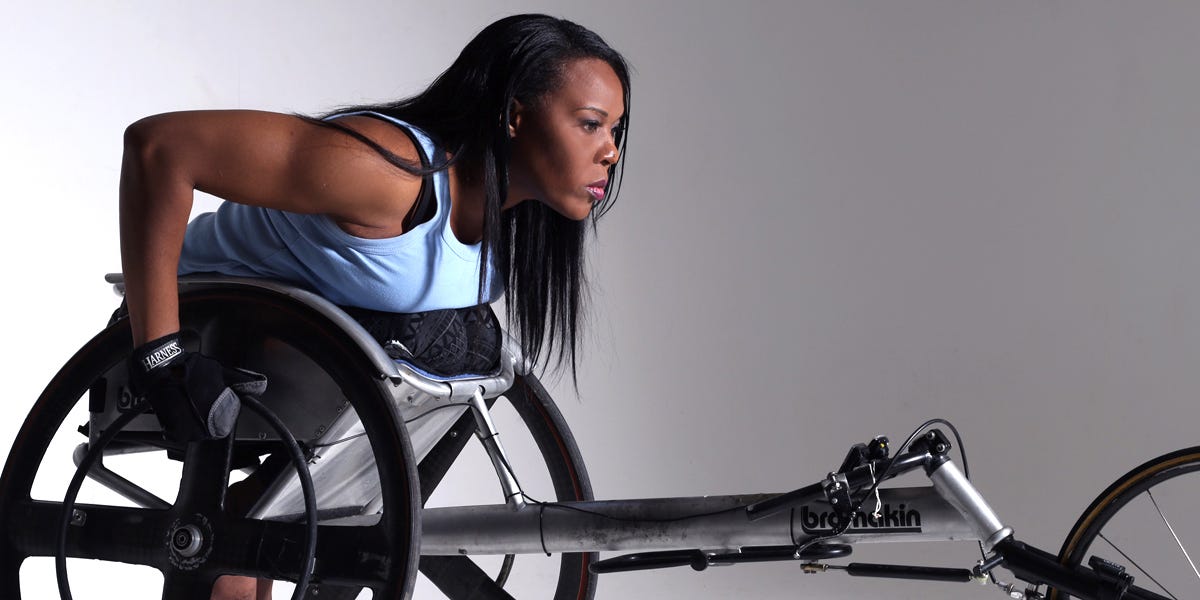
[129,333,267,443]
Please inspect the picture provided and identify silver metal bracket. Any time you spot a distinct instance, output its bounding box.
[468,387,526,511]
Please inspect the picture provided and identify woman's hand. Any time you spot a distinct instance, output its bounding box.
[129,333,267,442]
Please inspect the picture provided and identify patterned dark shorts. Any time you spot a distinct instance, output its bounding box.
[341,304,502,376]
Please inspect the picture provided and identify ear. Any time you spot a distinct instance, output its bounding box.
[508,99,525,138]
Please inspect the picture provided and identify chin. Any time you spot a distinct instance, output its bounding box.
[543,197,594,221]
[567,205,593,221]
[568,203,595,221]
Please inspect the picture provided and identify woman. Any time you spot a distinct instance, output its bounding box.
[119,14,629,599]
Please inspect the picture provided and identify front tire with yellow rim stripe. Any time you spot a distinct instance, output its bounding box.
[1050,446,1200,600]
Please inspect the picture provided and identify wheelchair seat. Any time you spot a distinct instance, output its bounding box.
[90,274,521,521]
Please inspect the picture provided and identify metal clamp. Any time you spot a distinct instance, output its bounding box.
[468,387,526,511]
[823,472,853,516]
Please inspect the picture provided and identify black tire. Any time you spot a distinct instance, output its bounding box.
[0,288,421,600]
[1050,446,1200,600]
[413,372,598,600]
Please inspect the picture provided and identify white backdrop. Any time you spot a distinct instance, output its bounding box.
[3,2,1200,599]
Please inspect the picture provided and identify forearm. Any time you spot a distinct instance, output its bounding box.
[119,119,192,346]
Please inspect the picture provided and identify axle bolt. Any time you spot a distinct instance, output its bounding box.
[172,525,204,557]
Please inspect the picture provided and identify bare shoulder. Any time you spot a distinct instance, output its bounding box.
[125,109,427,236]
[312,114,428,237]
[324,114,425,165]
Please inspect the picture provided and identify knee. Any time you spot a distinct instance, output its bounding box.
[211,575,257,600]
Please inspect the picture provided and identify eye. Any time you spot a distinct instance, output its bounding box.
[581,119,602,133]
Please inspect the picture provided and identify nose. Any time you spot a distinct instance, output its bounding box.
[599,139,620,167]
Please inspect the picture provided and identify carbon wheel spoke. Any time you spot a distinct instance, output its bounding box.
[0,554,20,600]
[12,500,171,566]
[310,523,392,586]
[213,518,391,586]
[161,568,216,600]
[176,438,235,514]
[1147,490,1200,583]
[420,555,517,600]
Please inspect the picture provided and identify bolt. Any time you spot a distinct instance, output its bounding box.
[171,525,204,557]
[70,509,86,526]
[831,498,839,504]
[450,431,459,438]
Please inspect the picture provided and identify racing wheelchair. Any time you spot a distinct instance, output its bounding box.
[0,275,1196,599]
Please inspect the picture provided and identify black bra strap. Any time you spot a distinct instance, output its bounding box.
[354,113,437,231]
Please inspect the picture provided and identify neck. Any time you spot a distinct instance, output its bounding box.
[448,163,487,245]
[448,162,527,244]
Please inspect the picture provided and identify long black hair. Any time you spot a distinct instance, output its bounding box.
[319,14,631,380]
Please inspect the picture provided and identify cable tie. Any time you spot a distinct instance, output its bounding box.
[539,503,551,557]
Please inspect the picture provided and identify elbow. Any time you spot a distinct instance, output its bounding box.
[119,114,189,215]
[123,115,169,167]
[124,111,201,178]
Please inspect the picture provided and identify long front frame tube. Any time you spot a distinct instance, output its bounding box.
[421,486,979,555]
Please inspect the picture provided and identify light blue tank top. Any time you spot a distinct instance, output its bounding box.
[178,113,502,312]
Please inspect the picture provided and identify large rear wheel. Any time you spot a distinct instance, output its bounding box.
[0,288,421,599]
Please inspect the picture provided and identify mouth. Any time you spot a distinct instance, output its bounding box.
[586,180,608,201]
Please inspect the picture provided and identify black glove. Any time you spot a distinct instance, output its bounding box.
[129,333,267,443]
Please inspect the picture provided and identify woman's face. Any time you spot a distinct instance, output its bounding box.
[507,58,626,220]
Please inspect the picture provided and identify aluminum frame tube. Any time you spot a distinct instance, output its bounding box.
[71,443,171,510]
[928,459,1012,552]
[421,487,979,555]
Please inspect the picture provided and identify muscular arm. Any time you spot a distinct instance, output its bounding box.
[119,110,422,345]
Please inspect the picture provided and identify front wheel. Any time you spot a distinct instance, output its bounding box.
[1051,446,1200,599]
[414,372,598,600]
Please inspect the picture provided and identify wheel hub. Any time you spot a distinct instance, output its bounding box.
[171,524,204,557]
[166,514,214,570]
